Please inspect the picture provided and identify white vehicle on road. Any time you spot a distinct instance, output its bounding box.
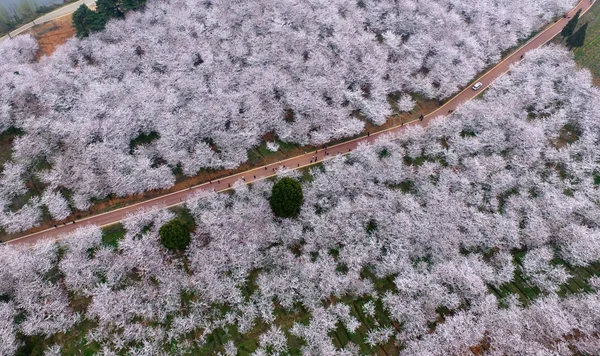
[472,82,483,90]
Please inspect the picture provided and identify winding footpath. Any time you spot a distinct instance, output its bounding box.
[6,0,594,245]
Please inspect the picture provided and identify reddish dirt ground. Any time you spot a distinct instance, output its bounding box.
[26,15,76,59]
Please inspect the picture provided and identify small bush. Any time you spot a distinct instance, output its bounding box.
[270,177,304,218]
[159,219,191,251]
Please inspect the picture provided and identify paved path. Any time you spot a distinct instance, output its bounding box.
[6,0,594,245]
[0,0,95,44]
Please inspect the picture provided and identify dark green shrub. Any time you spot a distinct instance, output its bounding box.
[270,177,304,218]
[159,219,191,251]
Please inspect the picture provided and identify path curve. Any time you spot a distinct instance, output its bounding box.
[6,0,594,245]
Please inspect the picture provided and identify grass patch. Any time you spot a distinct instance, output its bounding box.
[388,179,415,194]
[247,139,301,165]
[553,0,600,84]
[169,205,196,232]
[460,129,477,138]
[497,187,519,214]
[558,122,582,145]
[378,148,390,159]
[15,318,100,356]
[298,166,315,183]
[403,155,426,166]
[129,131,160,153]
[0,127,24,170]
[101,223,126,248]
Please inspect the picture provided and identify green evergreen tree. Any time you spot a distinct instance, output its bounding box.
[72,4,99,38]
[561,9,581,38]
[567,23,588,48]
[89,11,107,33]
[72,0,146,38]
[159,219,191,251]
[96,0,124,19]
[122,0,147,11]
[270,177,304,218]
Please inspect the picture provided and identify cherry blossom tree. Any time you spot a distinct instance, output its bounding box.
[396,93,416,113]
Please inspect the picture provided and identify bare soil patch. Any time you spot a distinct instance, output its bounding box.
[26,15,76,59]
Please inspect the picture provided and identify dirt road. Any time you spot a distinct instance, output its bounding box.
[6,0,593,245]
